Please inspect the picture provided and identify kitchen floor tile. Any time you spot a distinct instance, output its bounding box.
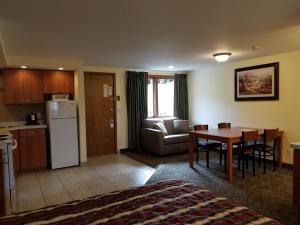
[15,154,155,213]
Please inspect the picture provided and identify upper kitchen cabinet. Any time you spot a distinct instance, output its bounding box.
[43,70,74,94]
[3,69,44,104]
[3,69,24,104]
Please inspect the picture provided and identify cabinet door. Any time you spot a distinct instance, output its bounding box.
[22,70,44,103]
[294,150,300,205]
[43,70,74,94]
[3,69,24,104]
[20,129,47,171]
[0,154,4,216]
[10,130,20,174]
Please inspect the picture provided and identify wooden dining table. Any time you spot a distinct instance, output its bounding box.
[188,126,283,182]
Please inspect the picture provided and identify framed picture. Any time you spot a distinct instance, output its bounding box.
[234,62,279,101]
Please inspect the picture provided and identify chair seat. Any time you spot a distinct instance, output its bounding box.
[198,140,220,149]
[236,147,254,155]
[256,144,273,152]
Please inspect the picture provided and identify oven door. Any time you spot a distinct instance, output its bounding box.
[2,139,17,215]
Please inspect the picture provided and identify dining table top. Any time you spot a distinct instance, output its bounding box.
[189,126,267,139]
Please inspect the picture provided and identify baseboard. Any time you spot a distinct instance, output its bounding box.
[120,148,131,153]
[282,162,293,169]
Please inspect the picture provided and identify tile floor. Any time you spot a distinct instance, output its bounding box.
[16,154,155,213]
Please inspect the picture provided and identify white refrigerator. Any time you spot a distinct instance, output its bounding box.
[46,100,79,169]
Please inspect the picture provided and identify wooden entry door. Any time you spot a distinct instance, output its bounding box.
[84,72,116,156]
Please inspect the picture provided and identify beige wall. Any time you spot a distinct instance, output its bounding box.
[188,50,300,164]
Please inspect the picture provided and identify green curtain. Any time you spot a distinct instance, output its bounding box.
[174,73,189,120]
[126,71,148,151]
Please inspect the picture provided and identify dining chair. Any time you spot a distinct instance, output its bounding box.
[194,124,220,168]
[255,128,279,173]
[237,130,258,179]
[218,122,231,172]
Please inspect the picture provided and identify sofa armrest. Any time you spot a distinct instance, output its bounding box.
[141,128,164,153]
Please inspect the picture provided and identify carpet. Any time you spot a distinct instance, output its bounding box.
[123,151,296,225]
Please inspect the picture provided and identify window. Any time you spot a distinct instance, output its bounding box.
[147,76,174,117]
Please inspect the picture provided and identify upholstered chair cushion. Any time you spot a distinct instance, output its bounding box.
[153,122,168,136]
[173,120,189,134]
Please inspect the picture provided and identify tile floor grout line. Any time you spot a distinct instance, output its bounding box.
[35,172,52,207]
[71,166,98,196]
[54,170,77,201]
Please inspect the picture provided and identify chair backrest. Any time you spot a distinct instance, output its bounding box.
[218,122,231,129]
[264,128,279,142]
[264,128,279,149]
[242,130,258,149]
[194,124,208,131]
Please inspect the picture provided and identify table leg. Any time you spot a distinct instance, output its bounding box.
[189,135,194,167]
[227,141,233,182]
[297,206,300,225]
[277,132,283,168]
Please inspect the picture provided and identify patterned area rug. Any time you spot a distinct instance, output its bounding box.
[123,151,296,225]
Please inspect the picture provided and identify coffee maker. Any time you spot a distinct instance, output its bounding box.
[26,113,39,125]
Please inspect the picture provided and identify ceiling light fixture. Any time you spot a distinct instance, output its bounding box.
[58,67,64,70]
[168,65,174,70]
[213,53,232,62]
[20,65,27,69]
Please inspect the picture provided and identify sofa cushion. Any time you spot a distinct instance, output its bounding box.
[153,122,168,136]
[173,120,189,134]
[164,134,189,145]
[163,119,174,134]
[143,119,164,129]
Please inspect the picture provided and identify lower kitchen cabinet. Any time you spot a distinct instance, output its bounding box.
[20,129,47,171]
[0,154,4,216]
[14,128,47,172]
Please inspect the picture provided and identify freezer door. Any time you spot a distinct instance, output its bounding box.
[47,100,77,119]
[49,118,79,169]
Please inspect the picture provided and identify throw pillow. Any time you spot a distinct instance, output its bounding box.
[153,122,168,136]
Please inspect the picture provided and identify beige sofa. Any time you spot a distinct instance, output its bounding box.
[141,118,190,155]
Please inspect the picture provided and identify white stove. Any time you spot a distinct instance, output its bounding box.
[0,132,17,215]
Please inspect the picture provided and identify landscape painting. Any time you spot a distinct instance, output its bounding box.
[234,62,279,101]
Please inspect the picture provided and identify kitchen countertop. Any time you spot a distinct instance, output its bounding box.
[291,142,300,149]
[0,121,47,131]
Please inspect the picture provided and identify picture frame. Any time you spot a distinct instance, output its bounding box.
[234,62,279,101]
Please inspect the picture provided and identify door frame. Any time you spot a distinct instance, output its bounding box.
[84,71,117,154]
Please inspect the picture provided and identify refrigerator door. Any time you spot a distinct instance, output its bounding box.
[47,100,77,119]
[49,117,79,169]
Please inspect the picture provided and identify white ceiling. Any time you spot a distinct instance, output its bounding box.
[0,0,300,71]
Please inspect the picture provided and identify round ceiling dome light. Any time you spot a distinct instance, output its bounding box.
[213,53,232,62]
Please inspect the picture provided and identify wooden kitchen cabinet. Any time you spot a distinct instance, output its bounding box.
[3,69,24,104]
[19,129,47,171]
[3,69,44,104]
[43,70,74,94]
[22,70,44,103]
[0,154,4,216]
[10,130,20,174]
